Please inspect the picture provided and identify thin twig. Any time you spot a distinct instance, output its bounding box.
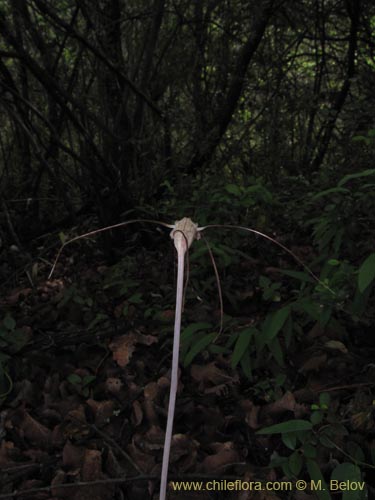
[68,415,142,474]
[201,234,224,339]
[201,224,336,295]
[48,219,173,279]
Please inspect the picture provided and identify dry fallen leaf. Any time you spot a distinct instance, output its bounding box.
[201,442,240,472]
[170,434,199,471]
[109,332,157,367]
[127,437,155,472]
[190,362,238,390]
[51,469,69,498]
[19,411,51,449]
[261,391,296,417]
[86,399,115,426]
[324,340,348,354]
[131,400,143,427]
[62,440,85,469]
[240,400,260,429]
[72,449,113,500]
[299,353,327,374]
[0,440,15,467]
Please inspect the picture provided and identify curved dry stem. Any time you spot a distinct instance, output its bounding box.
[200,224,335,296]
[48,219,173,279]
[200,234,224,339]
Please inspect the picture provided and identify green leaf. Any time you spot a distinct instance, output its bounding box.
[351,135,368,143]
[268,337,284,366]
[306,460,331,500]
[240,349,253,380]
[183,333,216,367]
[128,292,143,304]
[288,451,303,476]
[282,432,297,450]
[280,269,315,283]
[319,392,330,407]
[3,315,16,331]
[82,375,96,387]
[256,419,313,435]
[331,463,365,500]
[303,443,317,459]
[310,410,324,425]
[311,187,349,200]
[231,327,256,368]
[59,231,67,245]
[338,168,375,187]
[67,374,82,385]
[269,452,288,468]
[282,460,292,478]
[358,253,375,293]
[88,313,108,329]
[328,259,340,266]
[6,329,29,351]
[181,322,212,344]
[225,184,242,196]
[295,299,321,321]
[262,306,291,343]
[346,442,365,463]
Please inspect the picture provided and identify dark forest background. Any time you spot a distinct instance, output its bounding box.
[0,1,375,499]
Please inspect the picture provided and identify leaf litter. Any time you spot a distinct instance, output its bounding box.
[0,238,374,499]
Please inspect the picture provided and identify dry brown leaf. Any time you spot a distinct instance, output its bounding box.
[81,449,102,480]
[201,441,240,473]
[109,333,137,367]
[51,470,69,498]
[240,400,260,429]
[62,440,85,469]
[72,449,113,500]
[136,332,158,346]
[19,411,51,449]
[63,405,89,440]
[170,434,199,471]
[105,448,123,477]
[86,399,115,426]
[2,287,32,305]
[127,438,156,472]
[144,381,160,400]
[299,353,327,374]
[131,400,143,427]
[324,340,348,354]
[190,362,237,389]
[262,391,296,417]
[142,424,165,451]
[307,322,325,339]
[159,309,175,321]
[109,332,157,367]
[23,448,49,462]
[0,440,15,467]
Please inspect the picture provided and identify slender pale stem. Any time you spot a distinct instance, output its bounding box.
[159,243,185,500]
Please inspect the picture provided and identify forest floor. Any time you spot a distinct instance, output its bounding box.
[0,226,374,500]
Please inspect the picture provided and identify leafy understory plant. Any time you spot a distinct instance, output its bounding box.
[256,392,368,500]
[49,217,332,500]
